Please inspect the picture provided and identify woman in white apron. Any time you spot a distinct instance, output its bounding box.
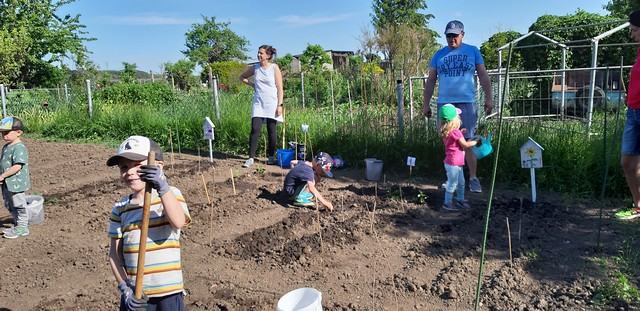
[239,45,284,168]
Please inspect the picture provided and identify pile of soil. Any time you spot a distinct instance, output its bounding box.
[0,138,635,310]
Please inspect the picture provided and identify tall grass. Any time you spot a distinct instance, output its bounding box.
[12,84,629,199]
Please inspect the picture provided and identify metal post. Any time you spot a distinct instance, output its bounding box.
[301,71,306,109]
[330,70,335,127]
[0,84,6,118]
[213,76,220,122]
[347,80,353,127]
[497,50,503,115]
[396,80,404,140]
[86,80,93,119]
[408,77,414,124]
[586,40,599,137]
[64,84,69,107]
[561,48,567,118]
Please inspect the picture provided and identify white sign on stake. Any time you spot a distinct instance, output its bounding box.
[406,157,416,166]
[203,117,215,163]
[406,156,416,177]
[519,137,544,203]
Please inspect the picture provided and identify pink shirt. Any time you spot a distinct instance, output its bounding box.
[628,47,640,109]
[444,129,465,166]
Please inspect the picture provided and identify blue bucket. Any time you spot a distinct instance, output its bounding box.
[277,149,295,168]
[471,133,493,160]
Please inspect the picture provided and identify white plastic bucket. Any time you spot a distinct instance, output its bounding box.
[365,158,383,181]
[276,287,322,311]
[26,194,45,225]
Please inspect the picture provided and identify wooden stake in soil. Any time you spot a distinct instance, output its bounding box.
[197,148,201,173]
[506,216,513,266]
[518,197,523,251]
[341,194,345,223]
[230,168,237,195]
[135,151,155,299]
[169,128,174,170]
[200,173,213,246]
[210,168,216,247]
[282,107,286,150]
[399,184,404,212]
[316,196,323,260]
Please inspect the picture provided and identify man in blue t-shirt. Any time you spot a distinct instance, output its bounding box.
[422,20,493,193]
[283,152,334,211]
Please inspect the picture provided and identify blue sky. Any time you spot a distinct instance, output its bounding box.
[59,0,610,73]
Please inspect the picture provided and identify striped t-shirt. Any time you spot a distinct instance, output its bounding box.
[108,187,191,298]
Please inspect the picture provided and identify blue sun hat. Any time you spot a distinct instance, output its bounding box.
[0,116,24,131]
[332,155,344,169]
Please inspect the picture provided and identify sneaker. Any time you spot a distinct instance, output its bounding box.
[614,207,640,220]
[299,191,314,200]
[4,226,29,239]
[442,202,459,212]
[242,158,254,168]
[469,178,482,193]
[267,156,276,165]
[294,197,315,207]
[2,226,14,235]
[456,199,471,209]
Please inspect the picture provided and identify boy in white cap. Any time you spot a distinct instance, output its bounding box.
[106,135,191,311]
[0,116,31,239]
[283,151,334,211]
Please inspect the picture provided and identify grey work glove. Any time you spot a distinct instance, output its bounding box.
[118,280,149,311]
[138,165,170,197]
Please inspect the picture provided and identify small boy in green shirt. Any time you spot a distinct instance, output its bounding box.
[0,116,31,239]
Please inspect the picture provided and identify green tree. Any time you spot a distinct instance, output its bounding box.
[182,16,250,68]
[370,0,431,31]
[164,60,196,91]
[0,0,93,88]
[119,62,138,84]
[205,61,245,92]
[275,53,294,76]
[480,31,524,70]
[299,44,332,73]
[605,0,640,18]
[299,44,332,108]
[520,10,627,71]
[370,0,435,79]
[0,27,30,86]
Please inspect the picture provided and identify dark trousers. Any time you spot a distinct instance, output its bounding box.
[249,117,277,158]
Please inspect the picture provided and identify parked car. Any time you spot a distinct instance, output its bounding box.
[551,69,626,114]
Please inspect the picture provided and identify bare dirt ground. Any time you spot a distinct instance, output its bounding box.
[0,138,637,310]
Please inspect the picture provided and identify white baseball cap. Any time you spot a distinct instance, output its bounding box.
[106,135,164,166]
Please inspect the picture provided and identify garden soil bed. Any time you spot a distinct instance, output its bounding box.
[0,138,637,310]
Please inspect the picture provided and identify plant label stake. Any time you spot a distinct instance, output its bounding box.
[301,124,309,161]
[406,156,416,177]
[520,137,544,203]
[203,117,215,163]
[135,151,155,299]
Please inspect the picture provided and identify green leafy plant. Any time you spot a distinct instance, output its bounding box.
[524,248,540,261]
[416,190,428,204]
[592,271,640,305]
[256,164,266,175]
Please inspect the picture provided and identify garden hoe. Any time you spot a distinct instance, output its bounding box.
[135,151,155,299]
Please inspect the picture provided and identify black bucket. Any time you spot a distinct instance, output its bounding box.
[288,141,307,160]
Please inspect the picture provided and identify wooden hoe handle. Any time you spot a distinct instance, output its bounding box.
[135,151,155,299]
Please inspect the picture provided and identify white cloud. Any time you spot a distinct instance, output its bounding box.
[100,13,199,25]
[275,13,354,27]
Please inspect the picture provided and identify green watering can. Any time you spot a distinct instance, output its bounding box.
[471,133,493,160]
